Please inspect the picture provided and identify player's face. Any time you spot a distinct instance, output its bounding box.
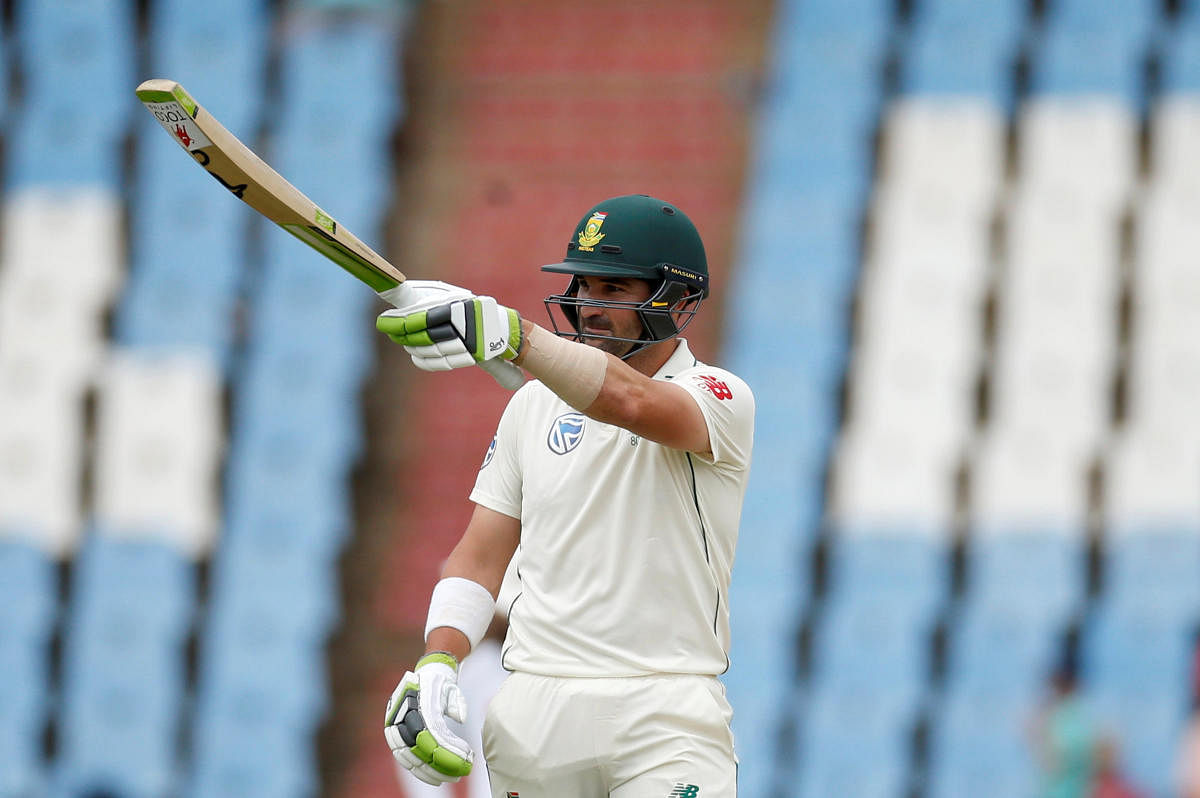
[574,276,652,357]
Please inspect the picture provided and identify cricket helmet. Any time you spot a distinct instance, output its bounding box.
[541,194,708,354]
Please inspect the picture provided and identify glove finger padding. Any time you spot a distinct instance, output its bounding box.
[384,654,474,783]
[377,296,522,372]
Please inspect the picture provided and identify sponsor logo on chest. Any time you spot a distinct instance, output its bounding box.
[547,412,587,455]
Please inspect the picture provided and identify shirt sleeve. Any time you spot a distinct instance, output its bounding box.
[672,366,755,469]
[468,385,527,519]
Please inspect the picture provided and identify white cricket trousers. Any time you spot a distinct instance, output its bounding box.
[481,671,737,797]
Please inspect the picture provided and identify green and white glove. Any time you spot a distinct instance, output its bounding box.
[377,293,523,373]
[384,652,473,785]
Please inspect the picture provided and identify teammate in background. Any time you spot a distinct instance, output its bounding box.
[378,194,754,796]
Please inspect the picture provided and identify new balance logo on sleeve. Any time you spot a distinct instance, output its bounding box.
[668,784,700,797]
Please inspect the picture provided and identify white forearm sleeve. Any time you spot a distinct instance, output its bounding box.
[518,324,608,410]
[425,577,496,650]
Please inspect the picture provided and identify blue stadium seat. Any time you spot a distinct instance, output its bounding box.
[908,0,1027,38]
[188,718,319,798]
[0,541,54,798]
[15,0,136,138]
[795,682,916,798]
[772,0,896,44]
[825,533,948,614]
[55,666,184,798]
[148,0,270,134]
[1083,594,1196,693]
[277,16,402,131]
[966,533,1087,623]
[901,25,1017,106]
[6,103,123,191]
[56,536,193,798]
[927,683,1040,798]
[810,592,937,692]
[1159,22,1200,94]
[1029,27,1146,104]
[944,597,1062,696]
[1103,529,1200,608]
[1042,0,1159,38]
[206,540,342,649]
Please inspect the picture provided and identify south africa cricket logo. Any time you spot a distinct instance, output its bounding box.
[577,212,607,251]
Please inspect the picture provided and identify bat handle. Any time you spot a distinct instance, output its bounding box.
[479,358,526,391]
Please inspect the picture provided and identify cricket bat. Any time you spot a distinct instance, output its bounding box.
[134,78,525,390]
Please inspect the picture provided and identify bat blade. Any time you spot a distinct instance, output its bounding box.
[134,78,525,391]
[135,78,402,293]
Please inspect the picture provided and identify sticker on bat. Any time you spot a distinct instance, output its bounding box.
[141,101,212,152]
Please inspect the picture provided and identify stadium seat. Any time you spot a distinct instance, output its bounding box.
[0,364,87,555]
[877,98,1007,212]
[900,25,1018,106]
[1158,22,1200,95]
[1,187,125,307]
[926,682,1040,798]
[14,0,136,140]
[56,536,194,798]
[0,539,55,797]
[825,533,948,613]
[1083,594,1197,693]
[1015,98,1139,211]
[966,533,1087,624]
[1124,320,1200,435]
[276,13,402,132]
[809,592,937,693]
[795,682,915,798]
[1029,27,1146,104]
[1041,0,1160,38]
[944,596,1063,696]
[829,424,959,532]
[147,0,270,135]
[1132,184,1200,316]
[91,350,224,557]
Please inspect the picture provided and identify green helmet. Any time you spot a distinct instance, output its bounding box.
[541,194,708,352]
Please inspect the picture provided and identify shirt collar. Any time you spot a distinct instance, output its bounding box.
[654,338,697,381]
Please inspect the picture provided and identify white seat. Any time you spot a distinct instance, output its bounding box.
[878,96,1008,214]
[988,335,1113,453]
[1149,96,1200,194]
[0,356,86,556]
[91,350,224,558]
[0,186,125,308]
[1001,188,1122,341]
[1104,425,1200,531]
[1132,183,1200,324]
[1125,321,1200,435]
[829,423,960,533]
[867,182,995,294]
[969,421,1092,534]
[1015,97,1139,212]
[0,266,108,390]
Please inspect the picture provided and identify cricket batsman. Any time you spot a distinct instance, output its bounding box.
[379,194,755,796]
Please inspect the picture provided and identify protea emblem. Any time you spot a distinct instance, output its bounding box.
[577,212,607,251]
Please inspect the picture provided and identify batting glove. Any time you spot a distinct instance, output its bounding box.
[377,296,523,373]
[384,652,473,785]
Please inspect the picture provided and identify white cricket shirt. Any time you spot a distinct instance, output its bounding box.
[470,339,754,678]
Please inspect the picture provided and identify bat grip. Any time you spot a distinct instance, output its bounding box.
[479,358,526,390]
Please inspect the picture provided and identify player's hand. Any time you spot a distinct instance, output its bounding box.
[384,652,473,785]
[377,295,523,372]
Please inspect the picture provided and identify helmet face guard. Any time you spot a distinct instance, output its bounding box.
[543,267,705,358]
[540,194,710,358]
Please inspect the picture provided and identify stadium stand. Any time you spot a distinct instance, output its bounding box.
[2,1,1199,797]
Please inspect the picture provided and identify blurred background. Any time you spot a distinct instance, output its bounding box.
[1,0,1199,797]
